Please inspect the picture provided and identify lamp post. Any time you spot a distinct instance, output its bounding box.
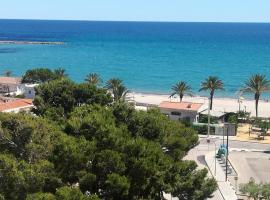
[234,176,238,193]
[238,96,244,113]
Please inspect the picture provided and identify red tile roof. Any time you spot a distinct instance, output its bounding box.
[159,101,203,111]
[0,99,33,112]
[0,77,22,85]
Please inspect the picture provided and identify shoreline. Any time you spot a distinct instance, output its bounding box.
[129,92,270,118]
[129,91,269,102]
[0,40,64,45]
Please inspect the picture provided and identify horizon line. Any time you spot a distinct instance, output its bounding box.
[0,18,270,24]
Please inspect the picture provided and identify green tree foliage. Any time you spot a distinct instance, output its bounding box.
[54,68,68,79]
[22,68,56,83]
[240,178,270,200]
[0,114,58,162]
[55,186,99,200]
[199,76,224,110]
[22,68,69,84]
[0,83,217,199]
[85,73,102,86]
[26,192,56,200]
[169,162,217,200]
[170,81,193,102]
[33,79,112,120]
[106,78,129,101]
[0,154,60,200]
[104,173,130,199]
[241,74,270,117]
[0,113,62,200]
[26,187,100,200]
[51,134,96,183]
[64,103,213,199]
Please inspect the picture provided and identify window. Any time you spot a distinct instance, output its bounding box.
[171,111,181,116]
[28,90,31,94]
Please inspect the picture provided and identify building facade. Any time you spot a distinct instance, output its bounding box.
[158,101,204,122]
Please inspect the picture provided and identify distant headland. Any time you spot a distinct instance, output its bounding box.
[0,40,64,45]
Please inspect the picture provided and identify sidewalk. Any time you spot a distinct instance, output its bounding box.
[205,151,238,200]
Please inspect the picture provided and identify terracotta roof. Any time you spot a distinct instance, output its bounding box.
[0,96,19,103]
[0,99,33,112]
[0,77,22,85]
[159,101,203,111]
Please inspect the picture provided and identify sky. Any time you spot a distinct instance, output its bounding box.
[1,0,270,22]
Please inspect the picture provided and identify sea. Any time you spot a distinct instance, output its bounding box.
[1,19,270,98]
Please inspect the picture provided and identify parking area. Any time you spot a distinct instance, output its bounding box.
[229,151,270,184]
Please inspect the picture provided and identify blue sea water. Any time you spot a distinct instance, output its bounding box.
[1,19,270,97]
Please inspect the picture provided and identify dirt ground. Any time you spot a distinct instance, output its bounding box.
[235,123,270,144]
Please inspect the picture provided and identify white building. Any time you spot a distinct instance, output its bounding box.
[158,101,204,122]
[23,84,39,99]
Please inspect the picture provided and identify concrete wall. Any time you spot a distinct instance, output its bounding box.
[215,124,236,136]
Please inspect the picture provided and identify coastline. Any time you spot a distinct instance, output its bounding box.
[129,92,270,118]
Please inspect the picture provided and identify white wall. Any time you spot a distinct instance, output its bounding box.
[160,108,198,122]
[22,84,38,99]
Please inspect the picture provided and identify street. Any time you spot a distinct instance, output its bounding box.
[185,137,270,200]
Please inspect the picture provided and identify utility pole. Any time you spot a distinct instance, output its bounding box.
[214,142,217,176]
[225,124,229,181]
[222,125,225,145]
[207,98,211,141]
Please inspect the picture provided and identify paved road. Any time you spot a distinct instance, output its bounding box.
[199,137,270,151]
[185,137,270,200]
[230,151,270,184]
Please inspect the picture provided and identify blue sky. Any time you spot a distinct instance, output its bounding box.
[2,0,270,22]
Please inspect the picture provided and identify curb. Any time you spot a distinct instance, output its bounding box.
[230,148,270,153]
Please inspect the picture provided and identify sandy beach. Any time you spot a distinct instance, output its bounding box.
[129,92,270,118]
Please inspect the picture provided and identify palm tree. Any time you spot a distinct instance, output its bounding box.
[85,73,102,85]
[199,76,224,110]
[106,78,129,101]
[54,68,67,79]
[2,70,12,77]
[170,81,193,102]
[240,74,270,117]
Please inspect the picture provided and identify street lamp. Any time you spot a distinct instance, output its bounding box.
[238,96,244,113]
[234,176,238,193]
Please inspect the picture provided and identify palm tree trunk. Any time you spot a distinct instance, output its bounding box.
[255,93,260,117]
[180,94,183,102]
[210,91,214,110]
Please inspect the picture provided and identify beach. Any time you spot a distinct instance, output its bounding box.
[130,92,270,118]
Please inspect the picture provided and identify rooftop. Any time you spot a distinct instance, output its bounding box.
[0,99,33,112]
[0,76,22,85]
[0,96,20,103]
[158,101,203,111]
